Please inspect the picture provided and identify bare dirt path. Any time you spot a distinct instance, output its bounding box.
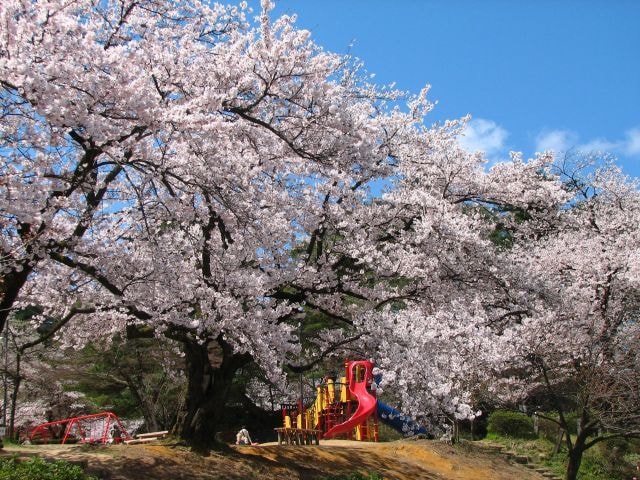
[2,439,545,479]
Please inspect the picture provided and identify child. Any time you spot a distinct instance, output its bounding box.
[235,427,252,445]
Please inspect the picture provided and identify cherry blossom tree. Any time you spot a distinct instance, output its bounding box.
[491,162,640,480]
[355,151,571,426]
[0,311,94,441]
[5,0,637,460]
[362,152,639,479]
[1,0,437,448]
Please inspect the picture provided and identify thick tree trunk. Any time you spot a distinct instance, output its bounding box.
[175,335,251,451]
[0,266,31,334]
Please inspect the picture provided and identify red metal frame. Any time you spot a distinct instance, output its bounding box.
[29,412,131,445]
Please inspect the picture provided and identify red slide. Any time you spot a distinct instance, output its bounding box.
[323,360,377,439]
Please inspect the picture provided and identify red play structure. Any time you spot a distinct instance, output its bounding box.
[29,412,131,445]
[276,360,378,445]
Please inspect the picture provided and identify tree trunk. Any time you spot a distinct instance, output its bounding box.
[565,430,589,480]
[8,352,21,441]
[123,374,161,432]
[175,335,251,451]
[553,428,564,455]
[566,446,584,480]
[0,266,31,334]
[142,401,161,433]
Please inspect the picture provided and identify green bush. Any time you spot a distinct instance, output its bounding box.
[0,456,98,480]
[486,410,535,439]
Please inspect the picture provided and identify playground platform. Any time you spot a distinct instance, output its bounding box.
[275,427,321,445]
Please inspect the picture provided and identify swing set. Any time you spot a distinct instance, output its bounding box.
[29,412,131,445]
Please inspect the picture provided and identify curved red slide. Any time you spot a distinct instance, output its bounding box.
[323,360,377,439]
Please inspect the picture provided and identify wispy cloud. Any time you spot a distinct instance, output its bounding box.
[535,127,640,157]
[579,138,618,153]
[459,118,509,159]
[535,130,577,153]
[624,128,640,156]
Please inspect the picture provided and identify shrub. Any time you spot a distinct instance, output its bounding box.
[486,410,535,439]
[0,456,98,480]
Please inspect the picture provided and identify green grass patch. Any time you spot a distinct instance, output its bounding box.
[0,456,98,480]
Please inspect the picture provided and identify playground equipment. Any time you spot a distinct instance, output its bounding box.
[276,360,379,444]
[323,360,377,440]
[29,412,131,445]
[276,359,430,445]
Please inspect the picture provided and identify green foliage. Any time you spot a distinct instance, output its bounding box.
[488,224,514,249]
[551,444,629,480]
[484,430,639,480]
[486,410,535,439]
[625,448,640,469]
[578,450,610,480]
[376,422,403,442]
[541,453,567,479]
[536,411,578,441]
[319,472,383,480]
[12,305,44,323]
[299,308,347,343]
[12,305,57,338]
[69,344,141,418]
[595,437,637,480]
[63,335,185,429]
[0,456,98,480]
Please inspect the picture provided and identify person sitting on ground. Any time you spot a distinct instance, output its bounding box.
[110,423,123,444]
[235,427,252,445]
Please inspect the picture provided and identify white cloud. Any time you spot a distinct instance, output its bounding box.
[579,138,618,153]
[624,128,640,156]
[534,126,640,158]
[535,129,577,154]
[459,118,509,158]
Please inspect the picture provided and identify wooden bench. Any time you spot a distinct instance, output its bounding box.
[274,428,321,445]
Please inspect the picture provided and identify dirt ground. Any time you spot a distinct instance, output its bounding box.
[2,439,546,480]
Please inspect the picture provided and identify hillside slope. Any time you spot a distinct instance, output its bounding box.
[3,439,546,479]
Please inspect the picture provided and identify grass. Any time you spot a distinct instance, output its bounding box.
[480,433,638,480]
[0,456,98,480]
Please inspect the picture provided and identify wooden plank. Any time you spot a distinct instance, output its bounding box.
[136,431,169,439]
[124,437,161,445]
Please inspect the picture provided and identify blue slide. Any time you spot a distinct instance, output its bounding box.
[376,401,429,436]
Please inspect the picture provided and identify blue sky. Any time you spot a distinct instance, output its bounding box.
[261,1,640,178]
